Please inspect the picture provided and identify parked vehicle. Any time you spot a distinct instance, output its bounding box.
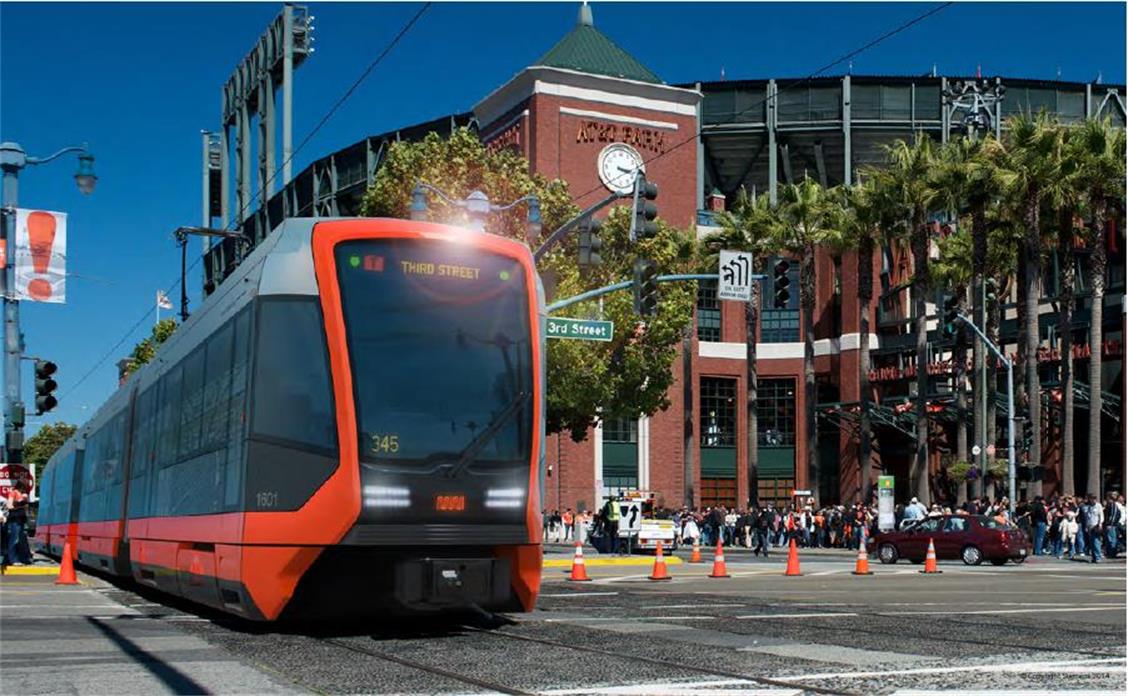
[874,514,1031,566]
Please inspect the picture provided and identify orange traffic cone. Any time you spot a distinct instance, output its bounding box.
[708,540,730,578]
[784,537,802,576]
[566,541,592,582]
[848,525,875,575]
[649,541,672,581]
[689,539,703,563]
[852,537,873,576]
[920,538,941,574]
[56,536,79,585]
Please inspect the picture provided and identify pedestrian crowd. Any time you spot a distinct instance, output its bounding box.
[542,490,1126,563]
[1013,492,1125,562]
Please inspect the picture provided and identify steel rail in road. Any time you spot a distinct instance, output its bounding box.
[321,637,534,695]
[463,625,860,696]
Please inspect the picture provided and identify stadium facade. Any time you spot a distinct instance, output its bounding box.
[208,5,1126,511]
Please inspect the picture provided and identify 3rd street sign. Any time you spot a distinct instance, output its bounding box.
[546,317,614,342]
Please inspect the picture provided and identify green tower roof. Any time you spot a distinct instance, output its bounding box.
[535,3,662,84]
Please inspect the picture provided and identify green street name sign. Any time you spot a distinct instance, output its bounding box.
[546,317,614,342]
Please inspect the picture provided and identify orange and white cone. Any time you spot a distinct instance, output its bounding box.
[784,537,802,576]
[852,533,873,575]
[920,537,942,574]
[852,543,870,575]
[56,536,80,586]
[708,540,730,578]
[567,540,592,582]
[649,541,672,581]
[689,539,703,563]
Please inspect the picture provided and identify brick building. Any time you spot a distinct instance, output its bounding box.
[220,4,1127,513]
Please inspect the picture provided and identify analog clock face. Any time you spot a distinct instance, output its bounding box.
[597,144,645,195]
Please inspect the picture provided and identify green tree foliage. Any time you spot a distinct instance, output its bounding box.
[124,318,178,377]
[24,422,77,482]
[361,128,695,441]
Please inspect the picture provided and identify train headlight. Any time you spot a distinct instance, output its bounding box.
[485,488,524,509]
[363,485,411,508]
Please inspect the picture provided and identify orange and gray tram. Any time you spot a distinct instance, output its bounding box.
[34,218,546,620]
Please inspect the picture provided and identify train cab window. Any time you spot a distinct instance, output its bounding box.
[251,298,337,452]
[334,239,533,470]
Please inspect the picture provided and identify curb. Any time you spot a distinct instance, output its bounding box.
[1,566,60,576]
[544,557,684,568]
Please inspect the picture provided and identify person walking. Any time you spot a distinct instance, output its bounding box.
[603,497,622,555]
[1030,496,1048,556]
[1081,495,1104,563]
[1104,493,1124,559]
[1061,510,1079,559]
[4,482,32,566]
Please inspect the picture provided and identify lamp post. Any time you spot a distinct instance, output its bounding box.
[0,141,96,462]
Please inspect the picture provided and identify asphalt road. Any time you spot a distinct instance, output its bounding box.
[79,550,1125,695]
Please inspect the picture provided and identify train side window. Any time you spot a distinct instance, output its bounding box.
[251,298,337,453]
[157,365,183,468]
[178,347,206,460]
[131,386,155,479]
[202,322,233,452]
[226,307,251,509]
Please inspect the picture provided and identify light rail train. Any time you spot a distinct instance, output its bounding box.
[34,218,546,620]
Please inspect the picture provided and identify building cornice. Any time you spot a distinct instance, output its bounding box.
[474,66,702,130]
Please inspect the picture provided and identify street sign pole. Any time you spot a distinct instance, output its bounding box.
[958,313,1015,512]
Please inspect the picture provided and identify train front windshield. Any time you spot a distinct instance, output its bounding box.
[335,238,534,518]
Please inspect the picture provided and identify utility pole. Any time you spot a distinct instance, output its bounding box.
[0,141,96,462]
[958,313,1016,512]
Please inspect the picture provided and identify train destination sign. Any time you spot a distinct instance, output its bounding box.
[546,317,614,342]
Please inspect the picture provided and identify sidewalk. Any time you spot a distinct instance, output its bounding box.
[0,558,302,695]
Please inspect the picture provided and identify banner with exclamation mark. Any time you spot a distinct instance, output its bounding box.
[14,208,67,304]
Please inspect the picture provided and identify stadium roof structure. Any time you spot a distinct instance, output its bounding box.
[533,3,661,84]
[679,74,1126,203]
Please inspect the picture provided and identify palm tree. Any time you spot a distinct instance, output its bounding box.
[933,225,974,502]
[1048,124,1086,496]
[881,133,940,503]
[932,134,1000,499]
[993,113,1063,498]
[839,177,888,503]
[1073,117,1127,497]
[702,190,780,507]
[774,178,844,505]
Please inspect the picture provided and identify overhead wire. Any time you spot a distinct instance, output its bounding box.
[63,3,434,400]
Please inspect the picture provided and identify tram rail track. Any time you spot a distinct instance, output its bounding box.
[316,636,536,695]
[462,625,861,695]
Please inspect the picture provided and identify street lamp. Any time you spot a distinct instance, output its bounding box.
[0,141,96,462]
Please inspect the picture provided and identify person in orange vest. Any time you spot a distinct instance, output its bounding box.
[4,482,32,566]
[562,508,575,542]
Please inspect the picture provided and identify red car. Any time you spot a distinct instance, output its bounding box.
[874,514,1031,566]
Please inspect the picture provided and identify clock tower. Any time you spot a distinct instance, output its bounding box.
[474,3,701,227]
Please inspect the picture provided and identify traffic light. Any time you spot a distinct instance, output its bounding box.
[941,293,959,337]
[1021,417,1033,453]
[578,216,603,270]
[633,258,660,317]
[34,360,58,415]
[773,259,791,308]
[631,173,659,241]
[985,277,998,305]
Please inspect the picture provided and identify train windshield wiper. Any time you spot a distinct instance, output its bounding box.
[444,390,530,479]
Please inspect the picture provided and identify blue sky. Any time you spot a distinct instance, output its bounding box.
[1,1,1124,432]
